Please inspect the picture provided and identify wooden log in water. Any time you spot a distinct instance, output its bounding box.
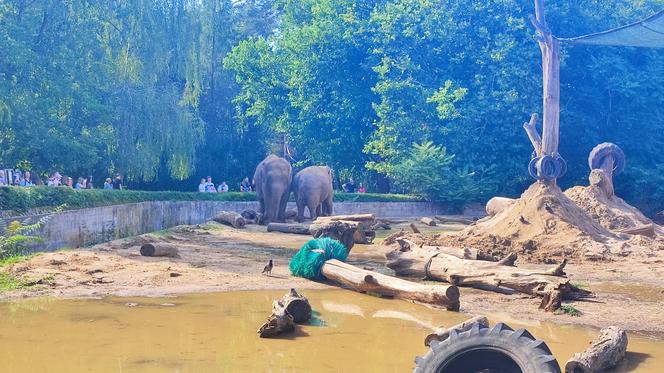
[420,217,437,226]
[565,326,628,373]
[320,259,460,311]
[424,315,490,346]
[212,211,246,228]
[139,243,179,258]
[258,288,312,338]
[267,222,311,235]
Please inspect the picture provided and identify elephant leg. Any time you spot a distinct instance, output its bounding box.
[258,198,265,214]
[277,190,289,222]
[296,198,306,223]
[308,198,319,221]
[264,192,279,225]
[316,204,322,217]
[323,196,333,216]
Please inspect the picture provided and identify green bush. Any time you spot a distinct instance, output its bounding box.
[0,186,422,213]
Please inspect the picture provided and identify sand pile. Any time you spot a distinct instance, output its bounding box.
[404,183,663,262]
[564,184,662,233]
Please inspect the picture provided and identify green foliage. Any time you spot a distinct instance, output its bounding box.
[289,237,349,280]
[557,305,581,317]
[0,219,44,259]
[389,142,485,204]
[0,186,420,212]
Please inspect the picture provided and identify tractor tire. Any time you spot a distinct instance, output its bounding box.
[588,142,625,175]
[414,322,561,373]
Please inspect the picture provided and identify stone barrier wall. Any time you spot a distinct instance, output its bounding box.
[1,200,461,250]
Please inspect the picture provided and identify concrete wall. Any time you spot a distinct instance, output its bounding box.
[1,200,456,250]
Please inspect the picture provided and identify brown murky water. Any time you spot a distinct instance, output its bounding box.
[0,289,662,372]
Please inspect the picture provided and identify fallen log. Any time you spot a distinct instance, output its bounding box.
[267,222,311,235]
[424,315,489,346]
[139,243,179,258]
[434,216,474,225]
[616,223,655,238]
[386,249,585,300]
[395,238,490,261]
[212,211,246,228]
[421,217,437,226]
[410,223,421,234]
[315,214,376,223]
[565,326,628,373]
[321,259,460,311]
[372,221,391,230]
[310,220,359,250]
[485,197,517,217]
[257,288,312,338]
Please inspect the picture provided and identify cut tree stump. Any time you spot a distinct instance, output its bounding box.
[310,220,359,250]
[267,222,311,235]
[139,243,179,258]
[257,288,312,338]
[212,211,246,228]
[424,315,489,346]
[321,259,460,311]
[386,248,586,301]
[241,209,261,224]
[565,326,628,373]
[434,216,474,225]
[421,217,437,226]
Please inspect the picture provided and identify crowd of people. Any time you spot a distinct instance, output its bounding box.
[197,176,252,193]
[0,169,124,190]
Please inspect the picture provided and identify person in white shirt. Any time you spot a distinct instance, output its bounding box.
[198,178,206,192]
[217,181,229,192]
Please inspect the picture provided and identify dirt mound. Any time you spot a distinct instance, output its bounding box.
[565,184,661,232]
[417,183,662,262]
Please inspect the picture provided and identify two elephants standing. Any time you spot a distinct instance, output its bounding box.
[253,155,334,224]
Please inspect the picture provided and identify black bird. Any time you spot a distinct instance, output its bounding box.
[262,259,273,276]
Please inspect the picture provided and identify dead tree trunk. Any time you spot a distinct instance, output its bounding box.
[139,243,179,258]
[386,249,583,300]
[267,222,311,235]
[565,326,628,373]
[320,259,460,311]
[434,216,474,225]
[257,288,312,338]
[395,238,493,261]
[212,211,246,228]
[424,315,489,346]
[421,217,437,226]
[315,214,376,223]
[310,220,359,250]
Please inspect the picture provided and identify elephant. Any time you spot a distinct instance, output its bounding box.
[253,155,292,225]
[292,166,334,222]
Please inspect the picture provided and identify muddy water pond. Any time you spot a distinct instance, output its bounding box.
[0,289,662,372]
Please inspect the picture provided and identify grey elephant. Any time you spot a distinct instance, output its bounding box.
[253,155,292,225]
[292,166,334,222]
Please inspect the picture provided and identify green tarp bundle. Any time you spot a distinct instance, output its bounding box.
[561,9,664,48]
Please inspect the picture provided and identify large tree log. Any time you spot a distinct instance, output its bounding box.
[434,216,474,225]
[421,217,437,226]
[565,327,628,373]
[212,211,246,228]
[485,197,517,217]
[315,214,376,223]
[139,243,179,258]
[310,220,359,250]
[387,249,582,299]
[321,259,460,311]
[267,222,311,235]
[395,238,492,261]
[616,223,655,238]
[257,288,312,338]
[424,315,489,346]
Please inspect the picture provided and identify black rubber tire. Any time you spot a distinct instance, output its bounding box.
[588,142,625,175]
[414,322,561,373]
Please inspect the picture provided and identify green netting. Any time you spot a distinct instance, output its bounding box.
[562,10,664,48]
[289,237,349,280]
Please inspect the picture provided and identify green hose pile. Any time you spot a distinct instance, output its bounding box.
[289,237,349,280]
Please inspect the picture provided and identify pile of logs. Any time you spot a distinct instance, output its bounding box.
[257,289,312,338]
[266,214,379,250]
[386,241,590,311]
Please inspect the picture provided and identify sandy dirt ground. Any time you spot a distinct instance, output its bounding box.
[2,220,664,338]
